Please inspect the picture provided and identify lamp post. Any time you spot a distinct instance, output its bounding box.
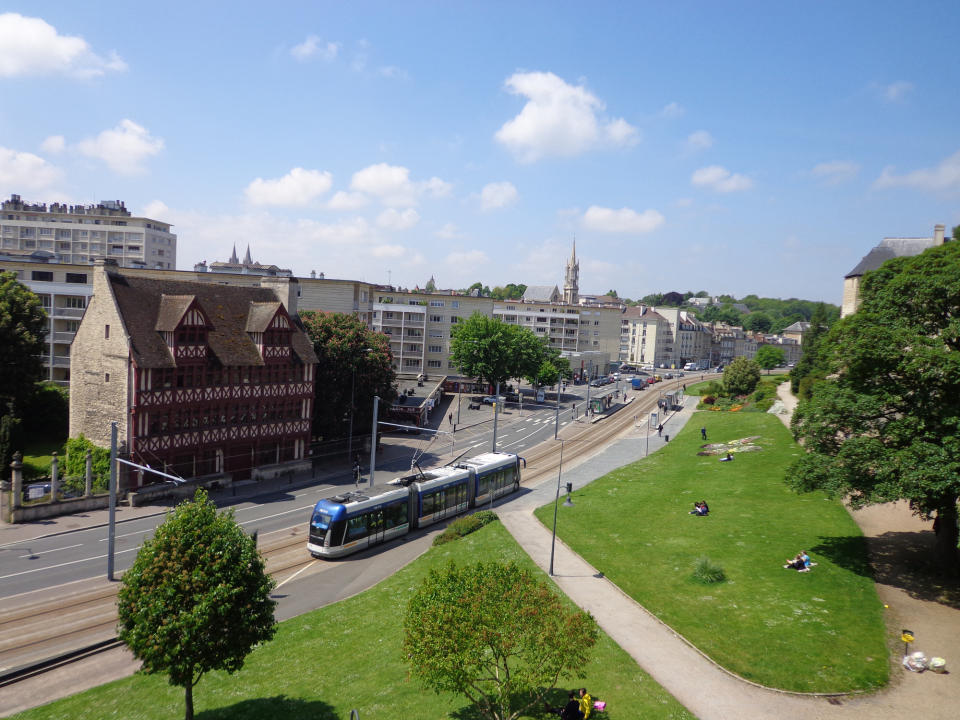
[368,395,379,489]
[554,370,561,439]
[491,380,500,452]
[347,348,373,471]
[549,439,572,576]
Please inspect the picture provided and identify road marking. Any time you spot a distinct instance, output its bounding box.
[0,547,139,581]
[502,426,545,449]
[19,543,82,558]
[100,528,152,542]
[274,560,317,590]
[237,504,318,526]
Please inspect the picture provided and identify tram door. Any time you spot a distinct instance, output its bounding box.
[367,508,386,547]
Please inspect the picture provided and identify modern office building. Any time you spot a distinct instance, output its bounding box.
[1,194,176,270]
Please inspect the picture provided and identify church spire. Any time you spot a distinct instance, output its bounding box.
[229,244,239,264]
[563,238,579,305]
[243,244,253,265]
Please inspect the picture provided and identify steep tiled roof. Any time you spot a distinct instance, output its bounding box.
[522,285,560,302]
[245,301,282,332]
[154,295,195,331]
[108,273,317,369]
[845,237,940,278]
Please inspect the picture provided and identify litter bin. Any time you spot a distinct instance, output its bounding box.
[664,434,669,442]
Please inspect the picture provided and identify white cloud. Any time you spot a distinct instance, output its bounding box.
[76,119,163,175]
[0,146,62,192]
[445,249,488,266]
[691,165,753,193]
[582,206,664,234]
[290,35,339,62]
[40,135,65,154]
[327,190,368,210]
[495,71,638,163]
[686,130,713,151]
[369,244,407,259]
[661,102,684,118]
[350,163,451,206]
[674,197,694,208]
[142,200,170,219]
[0,13,126,78]
[874,149,960,192]
[245,167,333,207]
[435,223,461,240]
[378,65,408,80]
[376,208,420,231]
[480,181,518,211]
[880,81,913,102]
[811,161,860,185]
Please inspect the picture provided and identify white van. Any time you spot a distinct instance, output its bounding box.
[683,362,696,371]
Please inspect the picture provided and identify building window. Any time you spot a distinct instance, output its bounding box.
[428,345,443,353]
[429,314,443,323]
[451,301,460,309]
[31,271,54,282]
[105,373,110,382]
[427,360,442,368]
[450,316,461,324]
[429,300,445,307]
[66,273,87,283]
[105,325,110,339]
[64,296,86,309]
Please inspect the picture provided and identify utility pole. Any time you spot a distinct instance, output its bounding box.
[369,396,379,489]
[554,371,561,439]
[107,422,117,581]
[491,381,500,452]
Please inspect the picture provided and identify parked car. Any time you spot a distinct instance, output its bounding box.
[589,378,604,387]
[482,395,506,404]
[664,372,674,379]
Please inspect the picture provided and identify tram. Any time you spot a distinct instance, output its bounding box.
[307,452,524,558]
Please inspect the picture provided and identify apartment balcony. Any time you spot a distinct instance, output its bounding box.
[52,355,71,368]
[52,307,85,319]
[53,331,76,343]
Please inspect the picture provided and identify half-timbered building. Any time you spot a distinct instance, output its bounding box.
[70,260,317,484]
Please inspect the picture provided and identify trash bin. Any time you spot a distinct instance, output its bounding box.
[664,434,669,442]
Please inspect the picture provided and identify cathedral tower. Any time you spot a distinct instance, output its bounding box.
[563,240,579,305]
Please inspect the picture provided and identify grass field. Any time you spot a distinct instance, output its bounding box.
[534,410,889,693]
[12,522,694,720]
[19,433,67,479]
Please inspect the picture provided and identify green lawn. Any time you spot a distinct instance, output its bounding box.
[12,522,694,720]
[19,433,67,479]
[535,410,888,693]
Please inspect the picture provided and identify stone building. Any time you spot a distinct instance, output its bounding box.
[69,260,317,484]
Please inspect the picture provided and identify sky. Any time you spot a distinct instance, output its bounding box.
[1,2,958,305]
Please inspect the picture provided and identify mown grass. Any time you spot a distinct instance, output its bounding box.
[19,433,67,479]
[534,411,888,693]
[12,522,694,720]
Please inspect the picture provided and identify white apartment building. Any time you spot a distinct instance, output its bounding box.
[1,194,176,270]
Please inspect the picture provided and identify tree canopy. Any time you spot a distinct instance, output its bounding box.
[402,560,598,720]
[788,242,960,573]
[0,271,47,409]
[300,311,396,441]
[754,345,785,373]
[788,302,831,398]
[723,357,761,395]
[118,489,276,720]
[451,313,549,389]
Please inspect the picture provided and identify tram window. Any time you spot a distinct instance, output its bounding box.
[346,515,368,541]
[478,476,489,496]
[423,492,436,516]
[457,484,467,506]
[385,502,407,529]
[310,511,332,532]
[369,511,384,534]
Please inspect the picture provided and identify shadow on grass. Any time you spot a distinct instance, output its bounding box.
[196,695,338,720]
[448,688,593,720]
[812,532,960,608]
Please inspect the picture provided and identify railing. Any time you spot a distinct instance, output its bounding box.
[52,355,71,367]
[52,307,85,318]
[52,331,76,343]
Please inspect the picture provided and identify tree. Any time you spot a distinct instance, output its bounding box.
[300,311,396,440]
[789,302,830,396]
[605,289,618,298]
[527,354,573,389]
[451,314,548,389]
[0,271,47,409]
[788,242,960,574]
[403,560,598,720]
[118,489,276,720]
[754,345,785,374]
[743,311,773,333]
[723,357,761,395]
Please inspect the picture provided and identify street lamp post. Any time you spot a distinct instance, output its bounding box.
[491,381,500,452]
[549,439,572,576]
[554,370,561,440]
[368,395,379,489]
[347,365,356,468]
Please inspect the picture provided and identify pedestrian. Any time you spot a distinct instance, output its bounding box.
[353,461,361,486]
[579,688,593,719]
[701,426,707,441]
[657,423,663,437]
[448,412,453,425]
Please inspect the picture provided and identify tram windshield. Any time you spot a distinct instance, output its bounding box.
[311,511,333,532]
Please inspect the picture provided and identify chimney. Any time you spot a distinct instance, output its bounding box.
[934,224,945,245]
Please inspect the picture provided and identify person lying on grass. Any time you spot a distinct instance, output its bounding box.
[783,552,812,571]
[689,501,709,516]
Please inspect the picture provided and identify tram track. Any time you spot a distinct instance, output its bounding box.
[0,378,686,689]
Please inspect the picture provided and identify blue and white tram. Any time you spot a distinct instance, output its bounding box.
[307,452,523,558]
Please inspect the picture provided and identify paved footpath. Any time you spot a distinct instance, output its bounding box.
[499,392,959,720]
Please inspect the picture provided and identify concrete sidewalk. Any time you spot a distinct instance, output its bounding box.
[497,396,907,720]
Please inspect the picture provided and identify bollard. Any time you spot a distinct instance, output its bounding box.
[11,451,23,510]
[50,452,59,502]
[664,434,669,442]
[85,449,93,496]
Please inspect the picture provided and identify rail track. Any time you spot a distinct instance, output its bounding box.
[0,378,685,689]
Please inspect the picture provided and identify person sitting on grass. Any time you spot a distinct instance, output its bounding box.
[719,451,733,462]
[689,501,709,516]
[783,552,812,571]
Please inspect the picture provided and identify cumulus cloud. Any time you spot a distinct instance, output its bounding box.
[369,243,407,259]
[661,102,684,118]
[686,130,713,151]
[141,200,170,219]
[0,146,62,192]
[245,167,333,207]
[445,249,488,266]
[290,35,339,61]
[811,161,860,185]
[0,13,126,78]
[376,208,420,231]
[874,149,960,192]
[582,206,664,234]
[350,163,451,206]
[327,190,368,210]
[879,81,913,102]
[691,165,753,193]
[76,119,163,175]
[480,181,518,210]
[40,135,65,154]
[495,71,638,162]
[435,223,461,239]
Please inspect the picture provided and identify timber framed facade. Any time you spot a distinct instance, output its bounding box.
[70,261,317,485]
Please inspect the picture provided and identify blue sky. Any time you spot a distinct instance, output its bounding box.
[1,2,958,304]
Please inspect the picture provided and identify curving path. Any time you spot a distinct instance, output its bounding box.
[498,384,959,720]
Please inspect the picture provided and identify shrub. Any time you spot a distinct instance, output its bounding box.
[433,510,499,545]
[692,556,726,584]
[702,395,716,405]
[64,435,111,484]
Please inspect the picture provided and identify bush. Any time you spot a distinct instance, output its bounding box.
[60,473,109,496]
[22,382,68,437]
[0,413,23,482]
[692,556,726,584]
[702,395,716,405]
[433,510,499,545]
[64,435,111,483]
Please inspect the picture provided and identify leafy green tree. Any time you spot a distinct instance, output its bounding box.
[641,292,664,305]
[64,434,110,481]
[754,345,785,374]
[0,271,47,408]
[789,303,830,396]
[605,289,618,298]
[451,314,548,389]
[0,413,22,482]
[788,242,960,573]
[300,312,396,440]
[723,357,761,395]
[118,489,276,720]
[403,560,598,720]
[528,354,573,389]
[743,312,773,333]
[22,381,68,438]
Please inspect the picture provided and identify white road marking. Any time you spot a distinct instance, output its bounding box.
[0,547,139,581]
[274,560,317,590]
[18,543,82,558]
